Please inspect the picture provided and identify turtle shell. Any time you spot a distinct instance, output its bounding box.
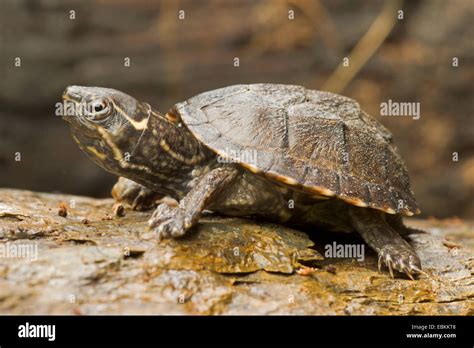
[175,84,419,216]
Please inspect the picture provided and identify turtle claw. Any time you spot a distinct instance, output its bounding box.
[148,203,190,240]
[404,269,415,281]
[386,255,394,278]
[378,245,421,280]
[131,192,146,210]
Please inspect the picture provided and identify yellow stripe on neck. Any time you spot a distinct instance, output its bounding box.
[111,101,149,130]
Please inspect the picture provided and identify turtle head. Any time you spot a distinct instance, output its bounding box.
[60,85,151,175]
[60,85,211,199]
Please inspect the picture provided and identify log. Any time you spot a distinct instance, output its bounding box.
[0,188,472,315]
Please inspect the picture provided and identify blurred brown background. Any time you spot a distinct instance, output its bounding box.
[0,0,473,218]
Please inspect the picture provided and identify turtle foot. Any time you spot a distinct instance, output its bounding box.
[112,177,162,211]
[148,203,191,240]
[378,244,422,280]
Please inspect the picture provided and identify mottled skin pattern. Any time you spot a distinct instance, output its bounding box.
[61,85,422,279]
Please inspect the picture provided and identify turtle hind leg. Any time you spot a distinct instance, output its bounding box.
[385,214,426,237]
[348,206,422,280]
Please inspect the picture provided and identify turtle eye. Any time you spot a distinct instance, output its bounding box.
[89,99,110,121]
[94,103,105,113]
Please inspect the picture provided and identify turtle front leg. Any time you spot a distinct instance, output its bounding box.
[349,206,422,279]
[149,166,240,240]
[112,177,167,211]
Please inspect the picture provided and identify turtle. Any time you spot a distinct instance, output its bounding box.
[60,83,423,279]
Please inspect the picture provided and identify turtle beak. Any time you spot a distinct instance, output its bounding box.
[60,86,98,138]
[60,87,77,123]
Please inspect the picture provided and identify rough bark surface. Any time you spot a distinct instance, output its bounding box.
[0,189,472,315]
